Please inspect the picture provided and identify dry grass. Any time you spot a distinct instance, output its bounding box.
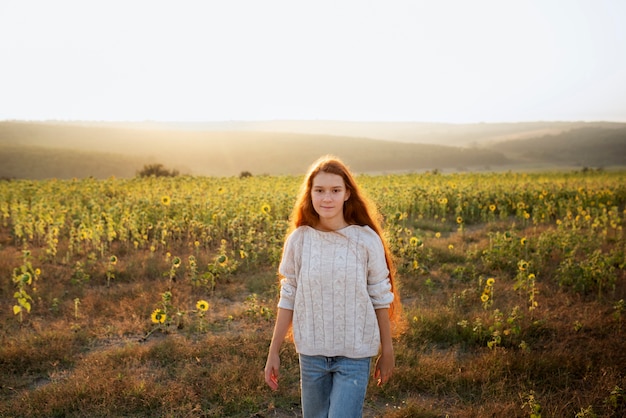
[1,222,625,417]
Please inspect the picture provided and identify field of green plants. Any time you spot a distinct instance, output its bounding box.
[1,170,625,417]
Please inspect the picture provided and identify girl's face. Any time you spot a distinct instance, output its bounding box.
[311,172,350,224]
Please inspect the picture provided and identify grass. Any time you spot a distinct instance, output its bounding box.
[1,227,624,418]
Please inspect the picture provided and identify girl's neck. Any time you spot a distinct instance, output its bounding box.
[315,218,349,232]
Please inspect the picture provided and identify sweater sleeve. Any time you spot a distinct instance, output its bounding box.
[277,230,299,310]
[365,228,394,309]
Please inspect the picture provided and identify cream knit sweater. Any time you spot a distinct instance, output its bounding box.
[277,225,394,358]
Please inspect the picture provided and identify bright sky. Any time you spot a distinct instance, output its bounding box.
[1,0,625,123]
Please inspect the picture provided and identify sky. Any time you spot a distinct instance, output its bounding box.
[1,0,625,123]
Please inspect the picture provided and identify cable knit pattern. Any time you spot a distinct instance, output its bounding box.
[278,225,394,358]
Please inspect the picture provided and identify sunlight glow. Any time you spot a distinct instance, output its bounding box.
[0,0,625,122]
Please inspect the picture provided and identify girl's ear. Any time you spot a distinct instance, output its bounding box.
[344,189,351,202]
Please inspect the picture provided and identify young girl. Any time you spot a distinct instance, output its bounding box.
[264,155,400,418]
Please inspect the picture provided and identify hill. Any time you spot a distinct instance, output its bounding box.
[0,122,509,179]
[489,126,626,167]
[1,121,625,179]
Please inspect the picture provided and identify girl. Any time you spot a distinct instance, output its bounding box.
[264,155,400,418]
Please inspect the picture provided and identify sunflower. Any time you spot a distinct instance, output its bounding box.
[196,300,209,312]
[520,237,527,246]
[161,195,171,206]
[456,216,463,224]
[409,236,419,247]
[486,278,495,286]
[261,204,271,215]
[481,294,489,303]
[151,309,167,324]
[489,204,497,212]
[109,255,118,265]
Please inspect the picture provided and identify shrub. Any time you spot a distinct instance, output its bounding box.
[137,163,179,178]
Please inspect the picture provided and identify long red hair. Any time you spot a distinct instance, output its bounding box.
[288,155,401,321]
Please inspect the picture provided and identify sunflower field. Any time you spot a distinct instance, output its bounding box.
[1,170,625,417]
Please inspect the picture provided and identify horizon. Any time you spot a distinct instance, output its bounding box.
[2,118,626,125]
[1,0,625,124]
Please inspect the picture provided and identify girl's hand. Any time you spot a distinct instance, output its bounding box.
[264,308,293,391]
[374,351,394,386]
[374,308,394,387]
[264,353,280,390]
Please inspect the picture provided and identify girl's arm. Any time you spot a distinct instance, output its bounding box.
[264,308,294,390]
[374,308,394,386]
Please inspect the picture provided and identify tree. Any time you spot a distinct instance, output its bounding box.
[137,164,179,178]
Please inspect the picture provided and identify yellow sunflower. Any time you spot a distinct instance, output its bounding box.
[518,260,529,271]
[151,309,167,324]
[196,300,209,312]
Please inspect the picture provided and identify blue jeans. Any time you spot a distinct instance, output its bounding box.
[299,354,371,418]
